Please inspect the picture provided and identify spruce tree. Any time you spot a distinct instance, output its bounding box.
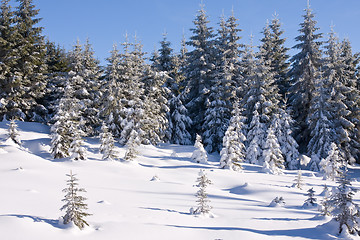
[293,170,304,189]
[60,171,91,230]
[304,187,317,207]
[329,168,360,235]
[99,123,118,161]
[69,125,87,161]
[288,3,323,152]
[192,169,212,215]
[220,102,246,171]
[184,4,216,137]
[320,142,343,181]
[191,134,208,164]
[262,124,284,174]
[118,36,145,145]
[124,129,140,161]
[7,0,47,121]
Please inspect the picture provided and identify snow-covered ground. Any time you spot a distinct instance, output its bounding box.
[0,121,360,240]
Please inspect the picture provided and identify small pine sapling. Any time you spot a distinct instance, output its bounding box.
[292,170,304,189]
[69,134,87,161]
[303,187,317,208]
[60,171,91,230]
[319,185,332,216]
[7,120,21,145]
[99,123,118,160]
[191,134,208,163]
[191,169,212,215]
[124,129,140,161]
[329,168,360,235]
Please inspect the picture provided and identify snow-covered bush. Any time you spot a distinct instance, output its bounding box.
[269,196,285,207]
[191,134,208,164]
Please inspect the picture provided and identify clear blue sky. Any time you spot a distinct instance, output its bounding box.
[11,0,360,65]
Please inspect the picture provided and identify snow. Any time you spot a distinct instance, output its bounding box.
[1,121,360,239]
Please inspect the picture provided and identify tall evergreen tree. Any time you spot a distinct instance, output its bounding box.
[220,102,246,171]
[184,4,216,138]
[6,0,48,121]
[288,3,323,153]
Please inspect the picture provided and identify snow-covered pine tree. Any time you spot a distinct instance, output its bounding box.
[340,39,360,164]
[191,134,208,164]
[7,119,21,145]
[99,123,118,161]
[307,71,334,171]
[50,84,80,159]
[304,187,317,207]
[124,129,141,161]
[288,3,323,153]
[262,122,285,174]
[329,167,360,235]
[184,4,216,137]
[5,0,47,122]
[202,13,239,153]
[245,104,266,165]
[69,124,87,161]
[273,108,300,170]
[60,171,91,230]
[319,185,332,216]
[141,68,170,145]
[192,169,212,215]
[118,36,145,145]
[293,170,304,189]
[267,14,290,99]
[99,44,122,137]
[320,142,343,181]
[220,101,246,171]
[168,94,192,145]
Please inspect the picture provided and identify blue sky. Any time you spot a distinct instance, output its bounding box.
[11,0,360,64]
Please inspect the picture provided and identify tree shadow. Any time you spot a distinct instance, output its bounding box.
[0,214,66,229]
[166,223,333,240]
[140,207,190,215]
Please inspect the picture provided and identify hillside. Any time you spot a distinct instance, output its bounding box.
[0,121,359,240]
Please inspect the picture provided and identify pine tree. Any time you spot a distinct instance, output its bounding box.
[118,36,145,145]
[99,123,118,161]
[69,125,87,161]
[289,3,323,153]
[168,94,192,145]
[319,185,332,216]
[307,72,334,171]
[273,108,300,169]
[329,168,360,235]
[7,0,48,121]
[60,171,91,230]
[192,169,212,215]
[220,102,246,171]
[267,14,290,99]
[320,142,343,181]
[191,134,208,164]
[262,124,284,174]
[304,187,317,207]
[184,4,216,137]
[340,39,360,164]
[99,44,122,137]
[50,84,80,159]
[124,129,140,161]
[7,119,21,145]
[293,170,304,189]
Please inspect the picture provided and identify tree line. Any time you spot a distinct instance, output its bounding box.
[1,0,360,171]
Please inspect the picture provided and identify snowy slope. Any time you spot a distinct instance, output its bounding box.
[0,121,359,240]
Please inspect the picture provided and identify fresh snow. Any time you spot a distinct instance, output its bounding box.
[1,121,360,239]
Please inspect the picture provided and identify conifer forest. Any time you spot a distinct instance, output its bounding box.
[2,0,360,239]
